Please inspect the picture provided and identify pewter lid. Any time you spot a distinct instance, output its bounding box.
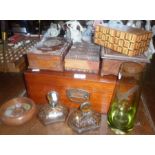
[68,102,101,133]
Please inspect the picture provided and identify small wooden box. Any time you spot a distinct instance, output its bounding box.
[101,47,149,76]
[94,24,152,56]
[0,45,26,73]
[0,35,39,72]
[64,42,100,74]
[24,70,116,114]
[27,37,71,71]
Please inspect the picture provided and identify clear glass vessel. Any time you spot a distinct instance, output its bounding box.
[38,91,68,125]
[107,62,144,134]
[68,102,101,133]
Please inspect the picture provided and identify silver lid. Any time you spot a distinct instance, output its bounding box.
[68,102,101,133]
[47,91,59,107]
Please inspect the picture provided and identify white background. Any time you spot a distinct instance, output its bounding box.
[0,0,155,155]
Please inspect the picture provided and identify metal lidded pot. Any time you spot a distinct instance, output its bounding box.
[38,90,68,125]
[67,101,101,133]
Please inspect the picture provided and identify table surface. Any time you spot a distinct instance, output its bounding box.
[0,99,154,135]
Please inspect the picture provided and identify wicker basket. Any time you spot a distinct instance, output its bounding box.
[94,24,152,56]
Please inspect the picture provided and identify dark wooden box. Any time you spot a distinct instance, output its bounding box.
[64,42,100,74]
[24,70,116,114]
[101,47,148,76]
[27,37,71,71]
[0,35,39,72]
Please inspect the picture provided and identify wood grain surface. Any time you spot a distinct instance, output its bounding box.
[24,70,117,114]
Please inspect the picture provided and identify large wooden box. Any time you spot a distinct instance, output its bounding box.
[94,24,152,56]
[24,70,116,114]
[101,47,148,76]
[27,37,71,71]
[64,42,100,74]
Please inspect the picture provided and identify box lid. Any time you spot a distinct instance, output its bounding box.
[101,47,150,63]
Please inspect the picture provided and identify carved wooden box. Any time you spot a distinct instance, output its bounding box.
[94,24,152,56]
[0,35,39,72]
[64,42,100,74]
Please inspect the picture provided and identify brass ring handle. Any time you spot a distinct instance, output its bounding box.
[66,88,90,104]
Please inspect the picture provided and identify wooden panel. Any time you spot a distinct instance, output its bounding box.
[100,47,148,76]
[27,53,63,71]
[64,42,100,74]
[24,70,117,114]
[101,59,124,76]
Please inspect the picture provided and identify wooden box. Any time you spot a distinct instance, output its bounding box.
[24,70,116,114]
[64,42,100,74]
[0,35,39,72]
[101,47,148,76]
[0,44,27,73]
[94,24,152,56]
[27,37,71,71]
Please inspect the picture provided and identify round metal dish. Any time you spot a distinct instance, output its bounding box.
[0,97,36,126]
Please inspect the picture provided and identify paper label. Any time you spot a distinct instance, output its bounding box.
[32,69,40,72]
[74,74,86,79]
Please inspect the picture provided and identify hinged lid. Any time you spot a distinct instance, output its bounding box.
[67,102,101,133]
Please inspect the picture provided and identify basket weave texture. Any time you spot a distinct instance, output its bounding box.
[94,24,152,56]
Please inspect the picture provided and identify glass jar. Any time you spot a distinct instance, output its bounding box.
[38,91,68,125]
[107,62,144,134]
[68,102,101,133]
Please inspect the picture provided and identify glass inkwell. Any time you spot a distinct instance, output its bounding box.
[67,102,101,133]
[38,91,68,125]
